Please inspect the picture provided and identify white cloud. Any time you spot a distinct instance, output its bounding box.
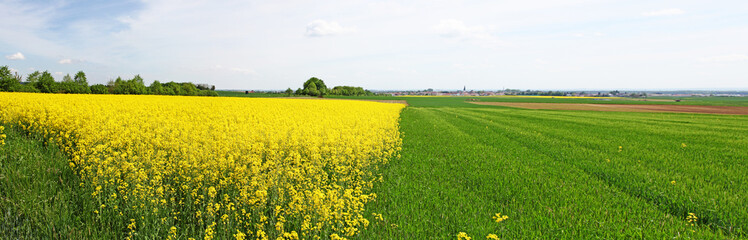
[5,52,26,60]
[0,2,72,60]
[305,20,354,37]
[9,68,18,73]
[54,71,64,76]
[701,54,748,63]
[642,8,685,17]
[58,58,83,64]
[2,1,748,90]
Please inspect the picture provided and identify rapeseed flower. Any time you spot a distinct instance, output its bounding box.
[0,92,404,239]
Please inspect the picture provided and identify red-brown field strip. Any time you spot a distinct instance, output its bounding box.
[470,102,748,115]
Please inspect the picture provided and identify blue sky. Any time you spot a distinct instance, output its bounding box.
[2,0,747,90]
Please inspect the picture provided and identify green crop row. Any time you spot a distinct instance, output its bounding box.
[361,105,747,239]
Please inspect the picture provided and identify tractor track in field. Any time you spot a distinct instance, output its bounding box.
[470,102,748,115]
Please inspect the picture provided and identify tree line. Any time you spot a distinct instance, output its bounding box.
[0,65,218,96]
[285,77,375,97]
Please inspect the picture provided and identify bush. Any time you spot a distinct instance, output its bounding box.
[90,84,109,94]
[57,81,91,94]
[330,86,373,96]
[9,84,40,93]
[110,76,149,95]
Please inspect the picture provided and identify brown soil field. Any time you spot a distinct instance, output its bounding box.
[470,102,748,115]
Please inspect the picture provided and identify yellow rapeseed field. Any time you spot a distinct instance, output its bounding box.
[0,92,405,239]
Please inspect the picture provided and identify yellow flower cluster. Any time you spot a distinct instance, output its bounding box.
[0,92,404,239]
[492,213,509,223]
[687,213,698,226]
[456,232,472,240]
[0,125,5,145]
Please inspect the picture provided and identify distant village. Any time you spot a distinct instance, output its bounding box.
[377,88,748,97]
[239,87,748,98]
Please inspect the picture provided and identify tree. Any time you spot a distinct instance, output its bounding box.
[73,71,92,94]
[62,74,74,83]
[164,82,183,95]
[302,77,327,96]
[74,71,88,85]
[26,71,41,84]
[90,84,109,94]
[110,77,124,94]
[35,71,58,93]
[111,75,148,94]
[306,82,319,96]
[130,75,148,94]
[58,73,91,94]
[285,88,293,96]
[330,86,369,96]
[0,67,37,92]
[181,82,198,96]
[0,66,217,96]
[132,75,144,85]
[58,81,76,93]
[149,80,166,95]
[0,66,19,91]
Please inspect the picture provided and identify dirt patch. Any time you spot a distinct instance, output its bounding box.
[279,97,408,106]
[471,102,748,115]
[623,98,675,102]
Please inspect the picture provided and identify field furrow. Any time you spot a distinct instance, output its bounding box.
[446,107,747,235]
[361,107,739,239]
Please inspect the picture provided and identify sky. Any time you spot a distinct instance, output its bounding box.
[1,0,748,91]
